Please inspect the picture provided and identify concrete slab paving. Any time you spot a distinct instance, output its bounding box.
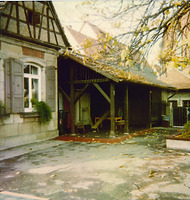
[0,128,190,200]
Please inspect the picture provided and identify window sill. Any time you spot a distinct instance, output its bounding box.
[20,112,39,118]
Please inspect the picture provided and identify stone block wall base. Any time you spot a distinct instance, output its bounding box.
[0,130,59,150]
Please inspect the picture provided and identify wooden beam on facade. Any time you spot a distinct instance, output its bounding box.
[47,1,70,47]
[16,2,20,35]
[38,3,45,40]
[51,18,58,45]
[93,83,110,103]
[22,2,32,38]
[32,1,36,39]
[5,3,13,32]
[1,30,62,50]
[124,85,129,132]
[47,7,50,43]
[74,84,90,104]
[110,82,115,136]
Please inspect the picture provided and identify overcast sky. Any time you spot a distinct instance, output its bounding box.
[53,1,90,31]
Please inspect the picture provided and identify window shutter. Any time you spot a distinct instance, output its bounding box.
[4,59,11,113]
[46,66,56,112]
[4,58,24,113]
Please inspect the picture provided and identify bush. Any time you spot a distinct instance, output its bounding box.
[182,121,190,138]
[184,121,190,132]
[0,101,6,122]
[31,99,52,124]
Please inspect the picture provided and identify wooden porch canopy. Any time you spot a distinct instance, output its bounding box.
[59,53,129,136]
[59,53,175,135]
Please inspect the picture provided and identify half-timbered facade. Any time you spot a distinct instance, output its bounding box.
[0,1,69,150]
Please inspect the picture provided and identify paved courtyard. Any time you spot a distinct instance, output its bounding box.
[0,128,190,200]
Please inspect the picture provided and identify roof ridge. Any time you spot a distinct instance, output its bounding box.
[173,68,190,79]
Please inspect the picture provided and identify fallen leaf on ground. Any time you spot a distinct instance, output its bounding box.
[136,194,143,199]
[149,174,154,178]
[149,169,155,178]
[161,174,166,179]
[126,141,137,144]
[121,153,128,156]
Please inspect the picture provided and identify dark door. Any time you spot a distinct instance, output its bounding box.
[173,107,187,126]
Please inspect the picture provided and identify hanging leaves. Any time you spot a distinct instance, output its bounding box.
[121,47,130,61]
[64,49,69,56]
[141,26,149,32]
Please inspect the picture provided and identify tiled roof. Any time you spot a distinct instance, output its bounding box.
[65,25,104,56]
[79,21,105,37]
[84,21,105,36]
[66,26,89,46]
[159,69,190,89]
[67,52,174,89]
[64,22,174,89]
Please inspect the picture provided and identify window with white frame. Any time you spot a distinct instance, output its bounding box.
[24,64,41,111]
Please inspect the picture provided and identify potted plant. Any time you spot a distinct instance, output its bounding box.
[0,101,6,123]
[31,99,52,124]
[165,121,190,151]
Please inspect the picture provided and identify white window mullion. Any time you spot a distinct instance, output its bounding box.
[29,77,32,109]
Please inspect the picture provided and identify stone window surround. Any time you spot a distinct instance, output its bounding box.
[20,57,45,113]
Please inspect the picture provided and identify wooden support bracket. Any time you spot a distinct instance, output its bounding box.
[93,83,110,103]
[74,84,90,104]
[59,87,70,102]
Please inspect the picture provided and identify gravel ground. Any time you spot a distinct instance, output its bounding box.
[0,128,189,200]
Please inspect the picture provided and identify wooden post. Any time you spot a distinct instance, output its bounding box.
[32,1,36,39]
[124,85,129,133]
[110,82,115,137]
[149,90,152,128]
[16,2,20,35]
[70,63,75,135]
